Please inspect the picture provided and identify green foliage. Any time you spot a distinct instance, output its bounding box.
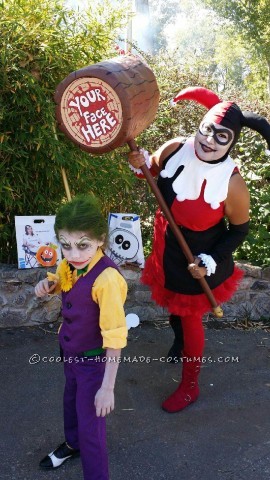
[203,0,270,96]
[149,0,270,98]
[203,0,270,53]
[150,0,269,98]
[0,0,129,263]
[233,114,270,266]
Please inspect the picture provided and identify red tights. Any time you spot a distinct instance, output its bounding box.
[181,313,205,359]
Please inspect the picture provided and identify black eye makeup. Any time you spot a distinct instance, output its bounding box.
[199,122,233,146]
[59,235,71,250]
[58,234,96,251]
[76,243,91,250]
[75,237,92,249]
[60,243,71,250]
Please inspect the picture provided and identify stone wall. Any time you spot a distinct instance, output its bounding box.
[0,265,61,328]
[0,262,269,328]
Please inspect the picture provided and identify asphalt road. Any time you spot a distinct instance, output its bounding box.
[1,320,270,480]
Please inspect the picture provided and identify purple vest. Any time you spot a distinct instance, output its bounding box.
[59,256,119,354]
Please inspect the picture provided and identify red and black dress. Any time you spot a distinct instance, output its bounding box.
[141,137,243,318]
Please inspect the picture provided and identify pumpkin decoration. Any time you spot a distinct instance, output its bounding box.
[36,243,58,267]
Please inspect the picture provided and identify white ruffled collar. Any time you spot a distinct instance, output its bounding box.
[160,137,237,210]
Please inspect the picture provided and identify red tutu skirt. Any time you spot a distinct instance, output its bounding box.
[141,264,243,318]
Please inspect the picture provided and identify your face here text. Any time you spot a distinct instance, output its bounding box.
[68,88,118,143]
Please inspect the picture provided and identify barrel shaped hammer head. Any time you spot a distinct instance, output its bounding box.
[54,54,160,154]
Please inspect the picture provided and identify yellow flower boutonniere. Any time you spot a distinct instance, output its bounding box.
[58,259,73,292]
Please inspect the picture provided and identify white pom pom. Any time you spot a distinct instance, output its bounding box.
[265,149,270,156]
[170,99,177,108]
[160,169,169,178]
[211,201,220,210]
[125,313,140,330]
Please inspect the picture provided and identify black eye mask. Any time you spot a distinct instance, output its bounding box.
[199,122,233,146]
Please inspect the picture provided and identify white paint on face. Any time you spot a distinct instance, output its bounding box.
[58,230,103,269]
[194,121,234,162]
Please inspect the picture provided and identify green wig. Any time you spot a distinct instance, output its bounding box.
[54,194,108,242]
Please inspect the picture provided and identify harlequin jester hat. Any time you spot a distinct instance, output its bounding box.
[171,86,270,155]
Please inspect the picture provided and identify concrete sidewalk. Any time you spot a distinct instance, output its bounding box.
[1,320,270,480]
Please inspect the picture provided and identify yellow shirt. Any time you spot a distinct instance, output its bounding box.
[49,248,128,349]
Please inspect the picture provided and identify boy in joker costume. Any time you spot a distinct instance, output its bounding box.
[128,86,270,413]
[35,194,127,480]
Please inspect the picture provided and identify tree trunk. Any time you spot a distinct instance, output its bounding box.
[135,0,153,52]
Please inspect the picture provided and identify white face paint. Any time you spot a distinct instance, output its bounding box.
[194,121,234,162]
[58,230,103,270]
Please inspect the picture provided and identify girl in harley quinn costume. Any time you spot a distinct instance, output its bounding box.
[128,86,270,413]
[35,194,127,480]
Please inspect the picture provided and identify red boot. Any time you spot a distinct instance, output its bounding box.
[162,356,200,413]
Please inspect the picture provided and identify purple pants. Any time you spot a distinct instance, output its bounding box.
[63,354,109,480]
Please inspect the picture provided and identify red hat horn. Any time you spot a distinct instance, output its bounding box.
[171,86,222,109]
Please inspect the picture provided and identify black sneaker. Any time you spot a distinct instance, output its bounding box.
[39,441,80,469]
